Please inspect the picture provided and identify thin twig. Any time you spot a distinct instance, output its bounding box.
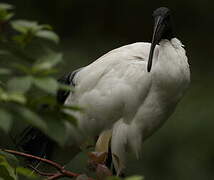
[0,148,95,180]
[28,165,55,177]
[1,149,63,171]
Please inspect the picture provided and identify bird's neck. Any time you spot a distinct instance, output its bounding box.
[152,38,190,102]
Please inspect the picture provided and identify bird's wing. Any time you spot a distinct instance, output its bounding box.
[15,69,83,166]
[65,42,154,136]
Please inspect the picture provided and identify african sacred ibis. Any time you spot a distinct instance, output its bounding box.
[18,7,190,174]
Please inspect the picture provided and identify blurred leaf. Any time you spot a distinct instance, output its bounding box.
[31,95,57,106]
[4,12,14,21]
[45,118,66,146]
[61,111,77,126]
[124,176,144,180]
[12,34,29,46]
[39,24,52,30]
[0,88,7,100]
[33,77,58,94]
[0,49,11,55]
[8,92,26,104]
[38,69,58,76]
[16,107,47,131]
[7,76,33,93]
[11,20,40,34]
[16,167,37,178]
[0,151,19,168]
[0,8,14,22]
[0,109,12,133]
[13,64,32,74]
[36,30,59,43]
[0,68,11,75]
[0,3,14,11]
[0,155,17,180]
[0,81,4,87]
[63,105,83,112]
[11,20,54,39]
[0,88,26,104]
[59,84,73,92]
[33,52,63,72]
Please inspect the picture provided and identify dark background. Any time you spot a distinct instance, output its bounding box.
[2,0,214,180]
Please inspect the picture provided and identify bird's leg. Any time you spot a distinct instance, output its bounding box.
[95,129,112,153]
[95,129,113,170]
[85,130,114,177]
[93,130,126,176]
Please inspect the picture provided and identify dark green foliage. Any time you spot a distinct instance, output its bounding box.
[0,3,78,179]
[0,2,79,144]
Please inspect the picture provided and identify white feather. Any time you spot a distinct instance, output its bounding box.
[64,38,190,172]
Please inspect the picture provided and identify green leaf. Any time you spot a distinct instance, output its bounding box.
[0,88,26,104]
[0,68,11,75]
[11,20,41,34]
[7,76,33,93]
[12,34,28,46]
[63,105,83,112]
[0,81,4,87]
[16,107,47,131]
[13,63,32,74]
[40,24,52,30]
[59,84,73,92]
[0,3,14,22]
[0,151,19,168]
[8,92,26,104]
[36,30,59,43]
[0,3,14,11]
[31,95,57,106]
[16,167,37,178]
[0,49,11,55]
[62,111,77,126]
[33,52,63,72]
[11,19,53,36]
[45,118,67,146]
[4,12,14,21]
[0,109,12,133]
[0,155,17,180]
[33,77,58,94]
[0,88,7,100]
[124,176,144,180]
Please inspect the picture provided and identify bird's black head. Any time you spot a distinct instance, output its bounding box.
[147,7,174,72]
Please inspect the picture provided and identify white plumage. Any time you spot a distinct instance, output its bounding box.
[65,38,190,169]
[64,7,190,173]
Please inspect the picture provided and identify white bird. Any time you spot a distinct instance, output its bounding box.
[63,7,190,173]
[18,7,190,175]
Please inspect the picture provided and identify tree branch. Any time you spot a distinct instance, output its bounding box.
[0,148,95,180]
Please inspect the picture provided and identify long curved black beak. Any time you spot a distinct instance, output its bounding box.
[147,16,164,72]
